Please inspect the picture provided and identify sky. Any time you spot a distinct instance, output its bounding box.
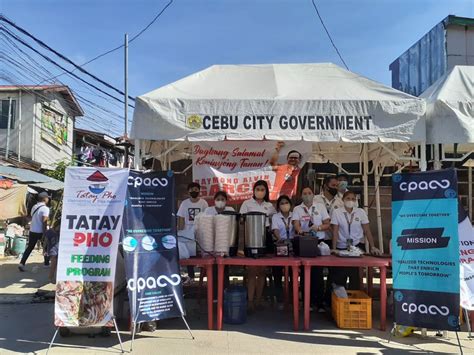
[1,0,473,136]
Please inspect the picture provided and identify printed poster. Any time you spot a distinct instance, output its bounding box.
[392,169,460,330]
[459,205,474,310]
[122,171,184,324]
[192,141,311,203]
[54,168,129,327]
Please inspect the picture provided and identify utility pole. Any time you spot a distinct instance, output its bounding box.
[5,97,12,160]
[18,90,22,161]
[124,33,129,168]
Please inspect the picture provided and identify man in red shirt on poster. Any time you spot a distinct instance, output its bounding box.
[270,142,302,200]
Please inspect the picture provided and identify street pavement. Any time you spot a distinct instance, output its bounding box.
[1,253,473,354]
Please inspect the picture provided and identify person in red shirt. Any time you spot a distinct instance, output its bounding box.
[270,142,302,200]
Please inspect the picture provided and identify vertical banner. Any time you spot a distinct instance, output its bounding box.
[392,169,460,330]
[122,171,184,324]
[55,168,129,327]
[192,141,311,203]
[459,205,474,310]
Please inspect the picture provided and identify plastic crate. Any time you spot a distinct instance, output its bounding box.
[332,290,372,329]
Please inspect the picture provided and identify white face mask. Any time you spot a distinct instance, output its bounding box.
[344,201,356,209]
[215,200,226,209]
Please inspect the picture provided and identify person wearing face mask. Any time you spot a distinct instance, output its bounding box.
[240,180,276,312]
[177,182,209,279]
[292,187,330,312]
[271,195,294,309]
[204,191,234,215]
[314,176,344,216]
[331,191,381,289]
[336,173,359,207]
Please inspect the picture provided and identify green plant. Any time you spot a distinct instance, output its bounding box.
[45,160,71,182]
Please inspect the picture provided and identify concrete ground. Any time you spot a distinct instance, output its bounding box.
[1,253,473,355]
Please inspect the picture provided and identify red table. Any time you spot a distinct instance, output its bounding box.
[216,256,301,331]
[180,257,215,330]
[300,256,390,331]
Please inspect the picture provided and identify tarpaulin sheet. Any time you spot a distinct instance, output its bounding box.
[0,184,27,219]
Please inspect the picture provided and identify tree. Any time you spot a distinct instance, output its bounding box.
[45,160,70,182]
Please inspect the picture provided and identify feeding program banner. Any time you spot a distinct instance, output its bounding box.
[392,169,460,330]
[192,141,312,203]
[459,204,474,310]
[122,171,184,324]
[55,168,129,327]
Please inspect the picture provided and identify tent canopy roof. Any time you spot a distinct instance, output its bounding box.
[142,63,419,101]
[421,66,474,144]
[132,63,425,143]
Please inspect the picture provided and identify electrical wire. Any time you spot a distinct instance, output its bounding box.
[310,0,349,70]
[0,14,136,102]
[0,26,134,108]
[25,0,174,84]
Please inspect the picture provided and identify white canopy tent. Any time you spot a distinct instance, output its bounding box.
[131,63,427,252]
[421,65,474,218]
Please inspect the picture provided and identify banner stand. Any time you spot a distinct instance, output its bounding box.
[46,317,124,355]
[129,316,194,352]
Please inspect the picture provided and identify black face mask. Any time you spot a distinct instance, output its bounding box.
[190,191,199,199]
[327,187,338,196]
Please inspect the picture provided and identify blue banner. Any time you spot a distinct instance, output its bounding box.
[392,169,460,330]
[122,171,185,324]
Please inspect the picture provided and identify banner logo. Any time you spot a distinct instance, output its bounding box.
[128,176,169,188]
[396,228,450,250]
[186,114,203,129]
[127,274,181,292]
[87,170,109,194]
[123,236,138,252]
[401,302,450,316]
[399,179,450,193]
[141,236,158,251]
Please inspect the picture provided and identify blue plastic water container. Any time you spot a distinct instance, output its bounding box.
[223,286,247,324]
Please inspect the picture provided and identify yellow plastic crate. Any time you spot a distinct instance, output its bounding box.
[332,290,372,329]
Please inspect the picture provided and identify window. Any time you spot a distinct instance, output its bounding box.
[0,100,16,129]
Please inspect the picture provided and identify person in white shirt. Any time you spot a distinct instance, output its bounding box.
[19,192,50,271]
[240,180,276,312]
[177,182,209,279]
[271,195,294,309]
[292,187,330,312]
[336,173,359,207]
[204,191,234,216]
[331,191,381,289]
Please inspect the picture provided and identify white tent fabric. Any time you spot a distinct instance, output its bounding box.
[131,63,425,143]
[421,66,474,144]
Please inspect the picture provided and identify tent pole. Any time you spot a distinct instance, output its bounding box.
[363,143,370,253]
[469,166,473,221]
[134,139,141,170]
[374,164,384,253]
[420,143,427,172]
[433,144,441,170]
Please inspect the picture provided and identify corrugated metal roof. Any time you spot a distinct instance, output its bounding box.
[0,166,64,191]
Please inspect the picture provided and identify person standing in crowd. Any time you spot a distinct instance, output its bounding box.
[270,141,302,199]
[331,191,381,289]
[204,191,234,215]
[292,187,330,312]
[240,180,276,312]
[19,192,50,272]
[44,221,60,283]
[314,175,344,213]
[337,173,359,207]
[177,182,208,279]
[271,195,295,310]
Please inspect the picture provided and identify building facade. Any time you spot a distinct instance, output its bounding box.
[0,85,83,170]
[389,15,474,96]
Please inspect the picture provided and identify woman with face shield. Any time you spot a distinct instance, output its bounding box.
[240,180,276,312]
[331,191,381,289]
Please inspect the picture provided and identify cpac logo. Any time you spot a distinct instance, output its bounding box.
[401,302,450,316]
[399,179,450,193]
[128,176,168,188]
[127,274,181,292]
